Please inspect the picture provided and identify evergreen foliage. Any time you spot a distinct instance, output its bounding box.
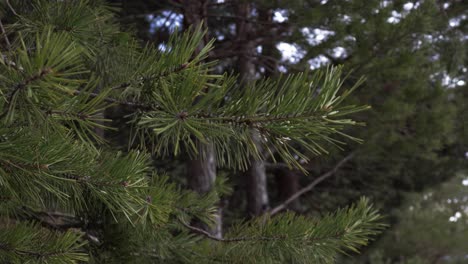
[108,0,468,262]
[345,174,468,264]
[216,0,466,212]
[0,0,384,262]
[123,0,467,212]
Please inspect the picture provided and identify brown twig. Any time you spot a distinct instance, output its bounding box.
[268,152,355,216]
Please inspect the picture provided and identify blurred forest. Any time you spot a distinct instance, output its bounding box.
[107,0,468,262]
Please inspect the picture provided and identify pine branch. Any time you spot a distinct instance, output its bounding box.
[46,110,92,121]
[269,152,356,216]
[0,159,130,188]
[158,62,190,77]
[0,242,61,258]
[0,2,385,261]
[194,112,325,126]
[110,82,131,91]
[107,62,189,91]
[72,89,155,110]
[179,219,285,243]
[209,198,384,263]
[0,67,53,119]
[70,61,192,110]
[0,223,88,262]
[10,67,53,95]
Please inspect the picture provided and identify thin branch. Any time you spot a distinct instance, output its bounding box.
[9,67,52,98]
[194,112,325,126]
[72,89,157,110]
[179,220,284,243]
[0,19,11,50]
[20,209,83,230]
[268,152,356,216]
[47,110,92,120]
[110,82,130,90]
[157,62,189,77]
[5,0,19,16]
[0,67,53,119]
[179,220,225,241]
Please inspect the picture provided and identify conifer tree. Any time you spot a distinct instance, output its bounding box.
[146,0,465,216]
[102,1,466,262]
[0,0,386,263]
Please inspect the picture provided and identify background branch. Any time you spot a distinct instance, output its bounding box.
[268,152,356,216]
[0,19,11,50]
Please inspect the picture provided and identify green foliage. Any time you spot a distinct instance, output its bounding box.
[0,0,384,262]
[204,198,384,264]
[345,174,468,264]
[8,0,119,55]
[135,66,368,170]
[0,222,88,263]
[99,0,467,262]
[262,0,467,213]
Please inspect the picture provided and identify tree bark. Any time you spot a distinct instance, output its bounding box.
[236,2,270,217]
[245,131,269,216]
[182,0,222,238]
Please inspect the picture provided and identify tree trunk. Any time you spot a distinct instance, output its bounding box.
[245,131,269,216]
[187,143,221,237]
[258,8,302,213]
[275,168,302,212]
[236,2,270,217]
[182,0,222,238]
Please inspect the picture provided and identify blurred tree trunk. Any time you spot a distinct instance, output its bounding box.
[257,7,302,213]
[183,0,222,238]
[236,2,269,216]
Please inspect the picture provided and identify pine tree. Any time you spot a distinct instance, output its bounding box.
[121,0,466,215]
[175,0,465,216]
[0,0,384,263]
[100,1,467,262]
